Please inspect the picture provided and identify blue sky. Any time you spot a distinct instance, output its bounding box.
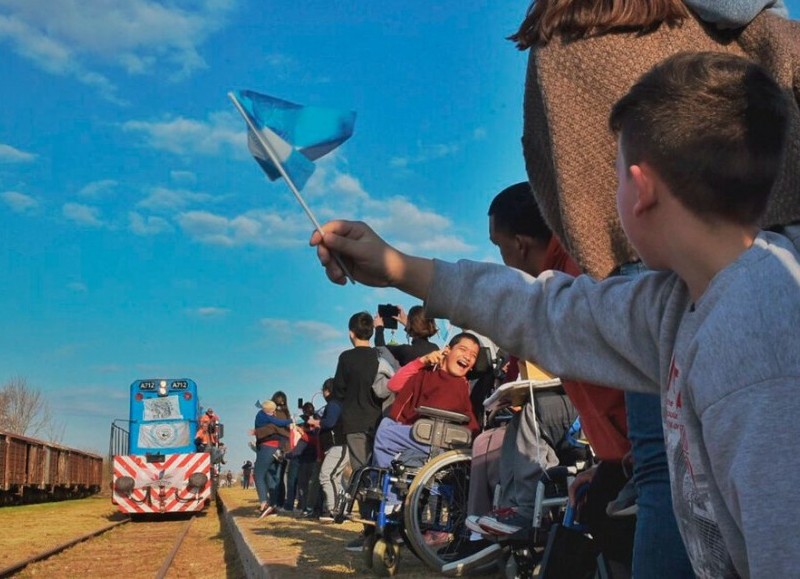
[1,1,798,469]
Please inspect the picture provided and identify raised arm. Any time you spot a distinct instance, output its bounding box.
[310,220,433,298]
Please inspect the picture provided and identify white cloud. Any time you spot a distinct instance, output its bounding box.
[176,209,310,247]
[122,111,242,156]
[363,197,473,255]
[128,211,172,236]
[0,143,36,163]
[78,179,117,199]
[0,0,235,100]
[260,318,341,341]
[390,142,461,168]
[1,190,38,213]
[137,186,214,211]
[63,202,104,227]
[192,307,230,318]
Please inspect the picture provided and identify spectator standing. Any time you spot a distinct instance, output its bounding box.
[241,460,253,489]
[374,305,439,367]
[333,311,382,551]
[308,379,348,521]
[253,399,293,518]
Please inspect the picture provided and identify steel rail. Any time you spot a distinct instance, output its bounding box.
[0,518,130,578]
[154,515,196,579]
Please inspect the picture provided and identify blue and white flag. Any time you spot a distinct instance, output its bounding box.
[230,90,356,190]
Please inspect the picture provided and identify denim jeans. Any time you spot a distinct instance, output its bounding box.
[625,392,693,578]
[254,445,281,506]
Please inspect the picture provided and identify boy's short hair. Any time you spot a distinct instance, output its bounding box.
[322,378,334,393]
[448,332,481,350]
[349,311,374,340]
[488,181,552,244]
[262,400,277,413]
[609,51,790,226]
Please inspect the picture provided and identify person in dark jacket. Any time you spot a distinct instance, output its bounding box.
[307,378,347,520]
[374,305,439,367]
[253,399,293,518]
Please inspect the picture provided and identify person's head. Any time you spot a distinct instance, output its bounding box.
[348,311,374,344]
[609,52,790,267]
[205,408,214,417]
[488,182,553,275]
[321,378,334,401]
[302,402,315,418]
[511,0,688,49]
[441,332,481,378]
[405,305,438,339]
[271,391,287,408]
[261,400,277,415]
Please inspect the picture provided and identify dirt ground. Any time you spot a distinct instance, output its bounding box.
[220,486,503,577]
[0,493,242,578]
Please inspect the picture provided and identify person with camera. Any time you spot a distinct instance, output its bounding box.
[374,304,439,367]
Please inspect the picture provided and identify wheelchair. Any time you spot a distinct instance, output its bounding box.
[334,405,480,577]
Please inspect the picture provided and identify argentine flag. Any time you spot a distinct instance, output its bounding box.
[230,90,356,190]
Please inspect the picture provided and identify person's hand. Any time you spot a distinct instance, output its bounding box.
[568,465,598,507]
[395,305,408,327]
[309,220,433,299]
[420,349,446,368]
[247,428,255,436]
[374,313,385,328]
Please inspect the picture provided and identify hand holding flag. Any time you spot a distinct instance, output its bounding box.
[228,90,357,283]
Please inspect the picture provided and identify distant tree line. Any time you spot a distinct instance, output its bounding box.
[0,376,65,443]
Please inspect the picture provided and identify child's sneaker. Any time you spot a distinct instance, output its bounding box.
[606,479,638,517]
[477,507,529,536]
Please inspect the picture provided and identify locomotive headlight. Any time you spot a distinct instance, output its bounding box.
[158,380,168,396]
[187,473,208,490]
[115,476,135,495]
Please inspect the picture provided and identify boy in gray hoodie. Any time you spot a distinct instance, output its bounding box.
[311,52,800,578]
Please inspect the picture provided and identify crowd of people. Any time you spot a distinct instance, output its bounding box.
[243,1,799,578]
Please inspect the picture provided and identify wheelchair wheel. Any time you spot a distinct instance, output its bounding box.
[371,537,400,576]
[403,449,478,572]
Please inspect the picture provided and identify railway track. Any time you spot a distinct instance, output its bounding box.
[2,514,197,578]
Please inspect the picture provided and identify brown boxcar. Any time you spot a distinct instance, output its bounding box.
[0,430,102,505]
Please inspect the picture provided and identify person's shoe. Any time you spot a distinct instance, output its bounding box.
[464,515,486,535]
[299,509,319,519]
[345,536,366,552]
[477,507,529,536]
[318,512,336,523]
[257,505,276,519]
[606,479,638,517]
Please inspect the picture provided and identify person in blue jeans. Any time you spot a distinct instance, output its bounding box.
[253,399,294,518]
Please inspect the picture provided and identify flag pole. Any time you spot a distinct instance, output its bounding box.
[228,92,355,285]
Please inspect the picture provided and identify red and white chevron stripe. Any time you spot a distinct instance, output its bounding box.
[112,452,211,514]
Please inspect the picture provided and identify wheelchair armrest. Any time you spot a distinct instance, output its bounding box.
[412,419,472,449]
[416,406,470,424]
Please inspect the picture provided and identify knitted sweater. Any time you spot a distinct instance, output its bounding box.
[523,11,800,279]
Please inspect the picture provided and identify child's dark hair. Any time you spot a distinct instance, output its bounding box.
[406,305,438,339]
[448,332,481,349]
[610,51,789,226]
[488,181,552,244]
[272,390,287,407]
[349,311,374,340]
[322,378,334,393]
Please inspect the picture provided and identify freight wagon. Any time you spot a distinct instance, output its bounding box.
[0,429,103,505]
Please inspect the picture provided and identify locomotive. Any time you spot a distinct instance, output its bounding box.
[110,378,222,515]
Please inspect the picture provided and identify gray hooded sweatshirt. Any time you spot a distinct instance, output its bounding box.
[425,227,800,579]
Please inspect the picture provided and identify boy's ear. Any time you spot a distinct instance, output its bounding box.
[630,162,659,216]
